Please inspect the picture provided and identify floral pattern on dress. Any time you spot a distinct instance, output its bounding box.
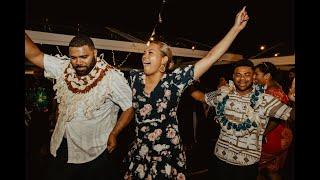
[124,65,194,179]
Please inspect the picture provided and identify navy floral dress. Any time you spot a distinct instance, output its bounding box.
[124,65,195,179]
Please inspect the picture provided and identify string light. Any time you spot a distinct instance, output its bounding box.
[147,28,156,45]
[77,23,80,33]
[274,53,280,57]
[118,52,132,67]
[159,13,163,23]
[111,50,131,68]
[147,0,167,44]
[112,50,116,66]
[260,45,265,50]
[192,46,195,50]
[45,18,64,57]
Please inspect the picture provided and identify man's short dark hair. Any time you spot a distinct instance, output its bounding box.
[69,34,95,49]
[233,59,254,71]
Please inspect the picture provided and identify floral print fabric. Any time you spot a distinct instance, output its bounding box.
[124,65,194,179]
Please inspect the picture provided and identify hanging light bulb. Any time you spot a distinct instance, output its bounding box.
[151,29,156,37]
[192,46,195,50]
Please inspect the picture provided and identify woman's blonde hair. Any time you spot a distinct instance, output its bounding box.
[150,41,174,71]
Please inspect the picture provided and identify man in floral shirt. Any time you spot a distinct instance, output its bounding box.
[191,59,295,180]
[25,33,134,180]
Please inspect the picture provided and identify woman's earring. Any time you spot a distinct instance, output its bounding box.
[159,64,166,73]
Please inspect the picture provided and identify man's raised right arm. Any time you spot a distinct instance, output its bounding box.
[25,32,44,68]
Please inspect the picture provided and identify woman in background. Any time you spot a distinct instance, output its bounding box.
[254,62,293,180]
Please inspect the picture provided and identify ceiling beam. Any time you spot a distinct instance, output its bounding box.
[250,55,295,65]
[179,55,295,67]
[25,30,242,60]
[276,65,295,71]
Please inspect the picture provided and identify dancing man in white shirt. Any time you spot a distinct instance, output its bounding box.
[25,33,134,180]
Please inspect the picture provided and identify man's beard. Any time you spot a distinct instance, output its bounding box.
[74,57,96,76]
[234,81,253,93]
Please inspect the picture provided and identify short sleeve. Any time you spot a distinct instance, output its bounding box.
[108,70,133,111]
[263,94,293,120]
[172,65,195,93]
[43,54,69,79]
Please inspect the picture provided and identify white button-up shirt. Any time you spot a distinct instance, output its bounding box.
[43,54,132,164]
